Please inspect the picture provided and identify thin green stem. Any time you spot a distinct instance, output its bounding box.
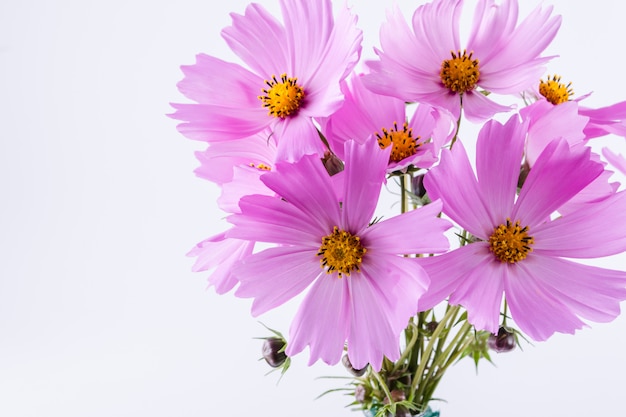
[407,305,460,403]
[449,97,463,149]
[393,322,419,374]
[371,368,393,406]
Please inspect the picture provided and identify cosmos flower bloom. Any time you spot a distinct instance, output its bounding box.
[534,74,626,139]
[194,132,278,213]
[321,72,456,173]
[520,99,587,167]
[363,0,560,122]
[226,139,451,370]
[189,133,277,293]
[419,115,626,340]
[170,0,362,162]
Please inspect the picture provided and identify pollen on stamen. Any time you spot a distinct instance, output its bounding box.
[539,74,573,105]
[488,218,534,264]
[375,121,421,163]
[258,73,305,118]
[440,50,480,94]
[249,162,272,171]
[317,226,367,278]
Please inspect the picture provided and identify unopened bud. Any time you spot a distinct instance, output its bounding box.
[321,152,344,176]
[488,326,516,353]
[342,354,367,377]
[262,337,287,367]
[412,174,428,199]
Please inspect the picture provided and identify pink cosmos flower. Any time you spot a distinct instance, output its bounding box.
[226,139,452,370]
[194,132,278,213]
[321,72,456,173]
[189,133,277,294]
[520,99,587,167]
[419,115,626,340]
[170,0,362,161]
[534,74,626,139]
[363,0,560,122]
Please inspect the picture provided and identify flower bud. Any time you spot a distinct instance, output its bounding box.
[262,337,287,367]
[342,354,367,376]
[488,326,516,353]
[412,174,428,199]
[321,151,344,176]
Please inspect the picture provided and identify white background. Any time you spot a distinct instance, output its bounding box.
[2,1,626,416]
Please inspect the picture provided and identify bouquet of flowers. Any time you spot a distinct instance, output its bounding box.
[170,0,626,415]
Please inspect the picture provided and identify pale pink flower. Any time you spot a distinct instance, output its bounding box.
[227,140,451,370]
[170,0,362,161]
[363,0,560,122]
[420,115,626,340]
[321,72,455,173]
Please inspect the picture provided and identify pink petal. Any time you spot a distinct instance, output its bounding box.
[416,243,492,311]
[341,139,390,232]
[272,114,328,162]
[296,2,362,113]
[360,199,451,255]
[287,273,351,366]
[512,140,603,227]
[602,148,626,176]
[234,246,321,316]
[424,139,493,239]
[448,248,505,334]
[504,259,586,341]
[221,3,288,77]
[461,91,514,122]
[228,194,324,246]
[347,255,429,370]
[260,154,340,231]
[176,54,264,107]
[187,233,254,294]
[170,103,270,142]
[475,117,525,224]
[533,190,626,258]
[478,3,560,80]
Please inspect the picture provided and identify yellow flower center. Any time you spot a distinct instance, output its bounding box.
[488,218,534,263]
[375,122,420,163]
[440,50,480,94]
[539,74,573,105]
[317,226,366,278]
[249,162,272,171]
[258,74,305,118]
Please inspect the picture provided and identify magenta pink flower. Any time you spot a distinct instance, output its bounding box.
[321,72,456,173]
[419,115,626,340]
[170,0,362,161]
[363,0,560,122]
[226,139,451,370]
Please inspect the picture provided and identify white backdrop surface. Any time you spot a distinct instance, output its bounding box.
[1,1,626,416]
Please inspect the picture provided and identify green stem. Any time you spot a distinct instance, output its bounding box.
[371,368,393,406]
[449,97,463,149]
[407,305,460,403]
[393,322,419,374]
